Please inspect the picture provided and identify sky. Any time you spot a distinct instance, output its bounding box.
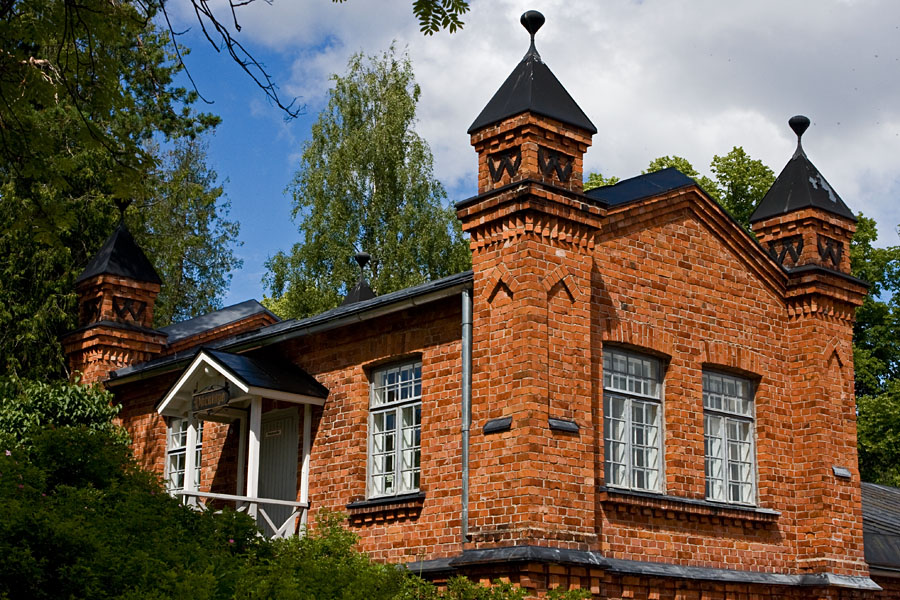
[166,0,900,306]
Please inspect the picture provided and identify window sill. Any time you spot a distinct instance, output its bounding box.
[347,492,425,523]
[598,486,779,526]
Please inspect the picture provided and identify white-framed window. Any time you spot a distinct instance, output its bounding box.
[166,418,203,491]
[603,347,663,492]
[703,371,755,505]
[368,360,422,498]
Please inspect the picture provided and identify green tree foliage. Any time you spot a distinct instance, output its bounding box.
[328,0,469,35]
[583,172,620,192]
[707,148,775,228]
[850,214,900,485]
[0,378,260,600]
[0,428,260,600]
[265,46,471,319]
[585,148,774,230]
[130,138,242,327]
[0,0,239,379]
[850,214,900,398]
[642,155,718,201]
[0,377,122,448]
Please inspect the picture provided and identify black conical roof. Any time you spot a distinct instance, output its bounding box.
[750,117,856,223]
[76,222,162,284]
[467,13,596,135]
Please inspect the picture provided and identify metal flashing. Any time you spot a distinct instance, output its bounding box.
[483,417,512,435]
[548,417,579,433]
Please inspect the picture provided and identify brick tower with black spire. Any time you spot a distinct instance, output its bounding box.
[63,205,166,384]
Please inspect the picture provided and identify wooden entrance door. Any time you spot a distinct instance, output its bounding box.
[259,407,299,536]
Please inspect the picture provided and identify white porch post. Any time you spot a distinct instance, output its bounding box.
[236,414,247,497]
[246,396,262,518]
[300,403,312,527]
[183,414,199,506]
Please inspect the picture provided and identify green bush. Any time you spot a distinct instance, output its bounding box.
[0,376,126,448]
[0,426,260,600]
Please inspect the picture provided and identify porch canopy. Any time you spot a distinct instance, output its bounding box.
[157,348,328,537]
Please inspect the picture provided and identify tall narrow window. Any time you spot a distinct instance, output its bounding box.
[603,348,663,492]
[703,372,755,504]
[166,418,203,491]
[369,361,422,498]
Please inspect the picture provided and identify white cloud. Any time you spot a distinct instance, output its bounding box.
[196,0,900,245]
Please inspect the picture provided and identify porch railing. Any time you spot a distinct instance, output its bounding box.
[176,490,309,539]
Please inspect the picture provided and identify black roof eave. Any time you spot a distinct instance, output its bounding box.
[107,270,474,386]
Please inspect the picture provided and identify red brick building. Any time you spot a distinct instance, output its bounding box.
[64,10,900,600]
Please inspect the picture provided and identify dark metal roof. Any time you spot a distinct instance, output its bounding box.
[750,116,856,224]
[340,279,376,306]
[159,300,278,343]
[108,270,473,382]
[202,348,328,399]
[862,481,900,570]
[76,222,162,284]
[584,167,696,206]
[467,12,596,135]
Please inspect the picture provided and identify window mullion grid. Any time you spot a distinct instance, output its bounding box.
[624,395,633,489]
[394,405,403,494]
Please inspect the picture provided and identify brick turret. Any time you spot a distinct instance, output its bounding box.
[459,11,601,550]
[750,115,856,274]
[752,116,870,577]
[467,11,595,195]
[62,221,166,384]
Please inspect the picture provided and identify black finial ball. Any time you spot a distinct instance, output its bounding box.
[789,115,810,139]
[354,252,371,269]
[521,10,545,36]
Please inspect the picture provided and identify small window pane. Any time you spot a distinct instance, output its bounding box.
[369,361,422,498]
[603,349,663,492]
[703,373,754,504]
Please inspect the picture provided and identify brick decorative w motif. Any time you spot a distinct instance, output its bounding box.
[817,235,843,267]
[81,297,101,324]
[488,147,521,182]
[538,147,573,183]
[113,296,147,322]
[767,235,804,266]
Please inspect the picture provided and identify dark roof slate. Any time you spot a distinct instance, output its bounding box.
[203,348,328,399]
[749,145,856,224]
[76,222,162,284]
[160,300,278,343]
[468,48,596,135]
[862,481,900,570]
[584,168,696,207]
[109,270,474,381]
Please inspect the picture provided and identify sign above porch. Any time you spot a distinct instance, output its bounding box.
[158,348,329,418]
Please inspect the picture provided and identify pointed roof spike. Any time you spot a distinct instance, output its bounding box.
[75,221,162,284]
[750,115,856,224]
[520,10,545,60]
[467,10,596,135]
[789,115,810,159]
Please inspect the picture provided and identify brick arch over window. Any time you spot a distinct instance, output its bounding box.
[600,320,675,358]
[701,341,765,377]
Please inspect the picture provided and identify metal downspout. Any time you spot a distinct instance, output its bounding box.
[461,288,472,542]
